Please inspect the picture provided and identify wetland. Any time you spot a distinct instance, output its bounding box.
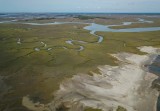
[0,13,160,111]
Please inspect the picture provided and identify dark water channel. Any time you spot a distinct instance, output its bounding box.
[148,55,160,111]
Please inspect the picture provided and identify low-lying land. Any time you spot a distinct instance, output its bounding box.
[22,46,160,111]
[0,14,160,111]
[110,18,160,29]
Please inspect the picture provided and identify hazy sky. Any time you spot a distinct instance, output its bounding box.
[0,0,160,13]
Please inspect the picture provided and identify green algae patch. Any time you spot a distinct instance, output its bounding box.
[85,107,102,111]
[116,106,127,111]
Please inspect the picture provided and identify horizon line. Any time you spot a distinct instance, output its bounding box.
[0,12,160,14]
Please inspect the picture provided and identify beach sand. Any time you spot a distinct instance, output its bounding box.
[22,46,160,111]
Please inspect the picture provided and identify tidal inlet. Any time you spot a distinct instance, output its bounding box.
[0,5,160,111]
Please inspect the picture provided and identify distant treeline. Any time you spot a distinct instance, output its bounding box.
[24,17,56,21]
[74,15,115,20]
[34,17,56,20]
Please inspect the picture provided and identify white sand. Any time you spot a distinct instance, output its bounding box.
[22,46,160,111]
[138,46,160,54]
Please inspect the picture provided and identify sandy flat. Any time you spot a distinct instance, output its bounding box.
[22,46,160,111]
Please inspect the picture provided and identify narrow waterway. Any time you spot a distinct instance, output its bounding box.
[148,55,160,111]
[1,17,160,111]
[83,19,160,46]
[17,18,160,46]
[1,18,158,51]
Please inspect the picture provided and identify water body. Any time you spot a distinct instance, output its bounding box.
[22,19,157,33]
[1,18,157,44]
[24,22,89,25]
[78,46,84,51]
[0,20,18,24]
[21,18,160,52]
[17,38,21,44]
[65,40,73,45]
[89,30,104,43]
[148,55,160,75]
[1,14,160,110]
[83,18,158,43]
[138,18,153,23]
[24,22,62,25]
[41,41,47,47]
[83,21,160,44]
[62,20,160,109]
[34,48,40,51]
[22,18,159,34]
[65,39,85,51]
[84,23,160,33]
[1,18,160,51]
[47,48,52,51]
[148,55,160,111]
[0,21,12,23]
[1,18,160,52]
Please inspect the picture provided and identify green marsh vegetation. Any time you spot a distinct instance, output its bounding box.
[0,22,160,110]
[85,107,102,111]
[96,30,160,55]
[116,106,127,111]
[110,18,160,29]
[74,15,114,20]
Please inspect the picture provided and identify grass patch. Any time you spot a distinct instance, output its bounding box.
[85,107,102,111]
[116,106,127,111]
[110,18,160,29]
[0,22,160,110]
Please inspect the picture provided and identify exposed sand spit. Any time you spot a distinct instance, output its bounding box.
[22,46,160,111]
[138,46,160,54]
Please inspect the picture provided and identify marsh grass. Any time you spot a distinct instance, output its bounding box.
[85,107,102,111]
[110,18,160,29]
[0,22,160,110]
[116,106,127,111]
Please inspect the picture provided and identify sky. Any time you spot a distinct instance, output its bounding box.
[0,0,160,13]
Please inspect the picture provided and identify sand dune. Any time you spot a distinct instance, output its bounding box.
[22,46,160,111]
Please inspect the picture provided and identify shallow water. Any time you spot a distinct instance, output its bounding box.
[83,19,160,44]
[0,21,12,23]
[83,22,160,45]
[6,18,160,45]
[65,40,73,45]
[149,55,160,75]
[65,39,85,51]
[78,46,84,51]
[137,18,153,23]
[21,18,160,33]
[84,23,160,33]
[148,55,160,111]
[24,22,89,25]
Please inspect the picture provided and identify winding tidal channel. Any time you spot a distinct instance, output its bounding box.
[1,18,160,50]
[15,18,160,52]
[17,18,160,111]
[1,17,160,111]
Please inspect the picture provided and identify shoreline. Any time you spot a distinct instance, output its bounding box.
[22,46,160,111]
